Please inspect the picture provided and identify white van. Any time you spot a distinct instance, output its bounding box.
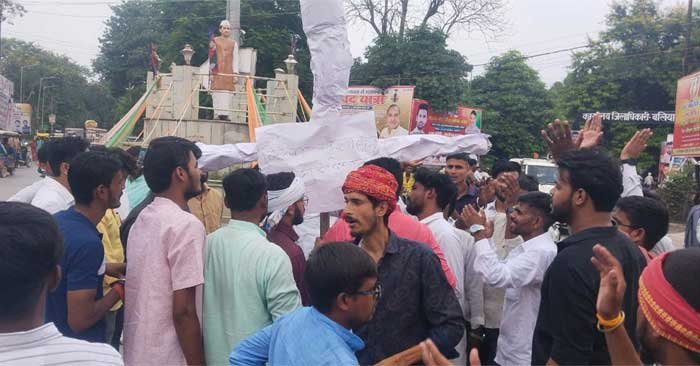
[509,158,558,194]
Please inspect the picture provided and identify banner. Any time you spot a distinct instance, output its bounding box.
[578,111,675,125]
[12,103,32,135]
[0,75,14,131]
[673,71,700,156]
[341,86,415,138]
[409,101,483,136]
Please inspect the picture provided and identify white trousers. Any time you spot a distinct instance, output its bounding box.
[212,91,232,119]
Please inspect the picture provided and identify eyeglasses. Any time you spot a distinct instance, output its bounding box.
[611,218,636,229]
[353,284,382,300]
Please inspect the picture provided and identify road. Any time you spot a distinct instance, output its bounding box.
[0,165,41,201]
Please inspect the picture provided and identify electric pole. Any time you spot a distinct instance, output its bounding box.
[683,0,693,75]
[227,0,241,45]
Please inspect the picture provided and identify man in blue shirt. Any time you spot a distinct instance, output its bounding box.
[46,151,127,342]
[230,242,379,366]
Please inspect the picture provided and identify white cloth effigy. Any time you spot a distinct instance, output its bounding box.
[264,176,305,230]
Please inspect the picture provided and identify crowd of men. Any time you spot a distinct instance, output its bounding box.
[0,114,699,366]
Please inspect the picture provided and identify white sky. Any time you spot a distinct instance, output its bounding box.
[5,0,667,86]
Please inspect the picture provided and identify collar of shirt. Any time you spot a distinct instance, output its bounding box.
[227,218,267,237]
[558,226,618,251]
[357,231,401,256]
[521,232,556,252]
[272,221,299,243]
[0,323,62,350]
[418,212,446,226]
[65,207,103,238]
[46,177,74,202]
[309,307,365,352]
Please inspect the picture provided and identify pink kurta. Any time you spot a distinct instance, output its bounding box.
[123,197,206,366]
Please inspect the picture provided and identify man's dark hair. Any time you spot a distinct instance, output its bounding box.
[143,136,202,194]
[266,172,295,191]
[364,157,402,198]
[46,136,89,177]
[518,192,554,230]
[418,104,429,112]
[519,174,540,193]
[37,143,49,164]
[471,110,477,117]
[68,151,122,206]
[556,148,622,212]
[108,148,138,177]
[446,152,469,164]
[413,167,457,211]
[305,242,377,313]
[615,196,669,250]
[223,168,268,212]
[0,202,63,321]
[467,158,478,168]
[491,160,521,178]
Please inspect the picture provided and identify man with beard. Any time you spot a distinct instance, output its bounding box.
[592,245,700,365]
[188,172,225,234]
[47,151,126,343]
[406,167,482,365]
[532,148,646,365]
[265,172,310,305]
[123,137,207,366]
[411,103,429,134]
[446,153,478,217]
[203,168,301,365]
[341,165,464,364]
[462,192,557,365]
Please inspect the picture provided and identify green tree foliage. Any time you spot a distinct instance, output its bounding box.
[94,0,312,118]
[467,50,552,160]
[550,0,693,173]
[351,27,472,111]
[0,0,26,23]
[2,39,115,132]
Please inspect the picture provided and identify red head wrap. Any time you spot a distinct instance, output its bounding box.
[342,165,398,215]
[638,252,700,353]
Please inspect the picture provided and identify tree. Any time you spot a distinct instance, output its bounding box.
[94,0,312,119]
[0,0,25,22]
[550,0,690,172]
[467,50,552,160]
[2,39,116,131]
[346,0,506,39]
[351,27,472,111]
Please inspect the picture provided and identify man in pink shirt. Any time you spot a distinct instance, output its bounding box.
[323,158,456,288]
[123,137,207,366]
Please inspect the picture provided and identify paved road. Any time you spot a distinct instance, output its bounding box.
[0,165,41,201]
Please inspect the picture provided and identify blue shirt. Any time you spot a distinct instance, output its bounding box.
[46,207,106,343]
[230,307,364,366]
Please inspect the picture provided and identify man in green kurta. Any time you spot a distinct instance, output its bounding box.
[203,168,301,365]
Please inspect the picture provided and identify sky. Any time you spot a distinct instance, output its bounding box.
[4,0,662,86]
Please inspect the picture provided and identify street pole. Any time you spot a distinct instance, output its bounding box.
[40,85,55,133]
[227,0,241,44]
[683,0,693,74]
[19,64,39,104]
[37,76,58,131]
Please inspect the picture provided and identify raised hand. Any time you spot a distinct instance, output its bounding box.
[591,244,626,320]
[477,177,495,207]
[498,172,520,206]
[620,128,653,160]
[461,204,487,228]
[420,339,452,366]
[541,119,575,160]
[578,113,604,149]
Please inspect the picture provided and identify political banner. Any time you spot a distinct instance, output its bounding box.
[409,100,482,136]
[673,71,700,156]
[578,111,675,125]
[341,86,415,138]
[0,75,14,131]
[12,103,32,135]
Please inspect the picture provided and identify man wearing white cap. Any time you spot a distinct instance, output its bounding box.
[209,19,239,120]
[264,172,310,305]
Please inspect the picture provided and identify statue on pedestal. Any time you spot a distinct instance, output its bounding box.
[209,20,239,121]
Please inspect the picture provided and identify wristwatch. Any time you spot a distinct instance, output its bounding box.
[469,224,485,234]
[620,158,638,166]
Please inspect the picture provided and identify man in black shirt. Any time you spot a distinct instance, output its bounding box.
[341,164,464,365]
[532,148,646,365]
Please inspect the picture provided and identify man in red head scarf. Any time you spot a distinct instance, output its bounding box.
[593,245,700,365]
[340,165,464,365]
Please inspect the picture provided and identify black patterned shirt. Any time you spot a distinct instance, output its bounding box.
[356,232,465,364]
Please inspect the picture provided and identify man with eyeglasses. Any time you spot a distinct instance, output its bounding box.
[231,242,381,366]
[340,165,464,365]
[265,172,311,305]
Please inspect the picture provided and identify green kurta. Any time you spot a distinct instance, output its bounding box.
[203,219,301,365]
